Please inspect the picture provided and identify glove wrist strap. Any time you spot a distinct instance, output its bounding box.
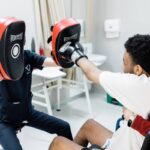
[71,50,87,66]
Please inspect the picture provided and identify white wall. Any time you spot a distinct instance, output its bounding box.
[92,0,150,71]
[0,0,36,50]
[64,0,150,72]
[1,0,150,72]
[64,0,86,19]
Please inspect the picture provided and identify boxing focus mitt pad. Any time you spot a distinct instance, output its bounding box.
[47,18,83,68]
[0,17,25,80]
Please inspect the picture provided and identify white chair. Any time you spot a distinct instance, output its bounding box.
[59,73,93,116]
[58,54,107,117]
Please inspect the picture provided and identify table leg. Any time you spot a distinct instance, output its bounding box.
[56,78,62,111]
[83,75,93,117]
[43,80,53,115]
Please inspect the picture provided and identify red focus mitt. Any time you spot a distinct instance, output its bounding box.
[47,18,81,68]
[0,17,25,80]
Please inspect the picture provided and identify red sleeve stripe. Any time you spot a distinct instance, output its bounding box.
[131,115,150,136]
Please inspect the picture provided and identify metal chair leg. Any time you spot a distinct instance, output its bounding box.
[83,75,93,117]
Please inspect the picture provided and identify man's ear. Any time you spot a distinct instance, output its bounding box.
[133,65,143,75]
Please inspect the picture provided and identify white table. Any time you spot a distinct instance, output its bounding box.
[32,67,66,115]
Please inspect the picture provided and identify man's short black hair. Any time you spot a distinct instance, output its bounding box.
[125,34,150,73]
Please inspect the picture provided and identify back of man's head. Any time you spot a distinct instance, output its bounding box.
[125,34,150,74]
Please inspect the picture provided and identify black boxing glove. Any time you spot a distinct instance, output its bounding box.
[58,41,88,66]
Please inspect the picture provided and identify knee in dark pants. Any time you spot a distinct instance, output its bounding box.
[59,121,73,140]
[63,121,70,129]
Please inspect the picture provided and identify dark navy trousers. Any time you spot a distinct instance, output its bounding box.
[0,109,73,150]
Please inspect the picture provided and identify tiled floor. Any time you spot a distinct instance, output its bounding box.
[16,90,122,150]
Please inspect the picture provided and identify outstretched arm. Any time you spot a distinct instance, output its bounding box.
[77,58,102,85]
[53,42,103,84]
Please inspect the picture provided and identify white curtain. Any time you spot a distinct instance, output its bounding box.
[33,0,65,55]
[85,0,94,42]
[33,0,75,79]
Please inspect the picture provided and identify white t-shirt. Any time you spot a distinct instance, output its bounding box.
[99,71,150,150]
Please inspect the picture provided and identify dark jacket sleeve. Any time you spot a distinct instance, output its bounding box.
[24,50,46,69]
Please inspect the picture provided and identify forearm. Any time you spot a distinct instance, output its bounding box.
[42,57,57,67]
[77,58,102,84]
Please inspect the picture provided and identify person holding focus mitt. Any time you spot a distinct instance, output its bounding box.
[0,17,73,150]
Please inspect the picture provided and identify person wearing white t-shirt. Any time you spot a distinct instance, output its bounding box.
[49,34,150,150]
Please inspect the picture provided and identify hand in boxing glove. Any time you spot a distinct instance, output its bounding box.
[58,41,101,84]
[58,41,88,66]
